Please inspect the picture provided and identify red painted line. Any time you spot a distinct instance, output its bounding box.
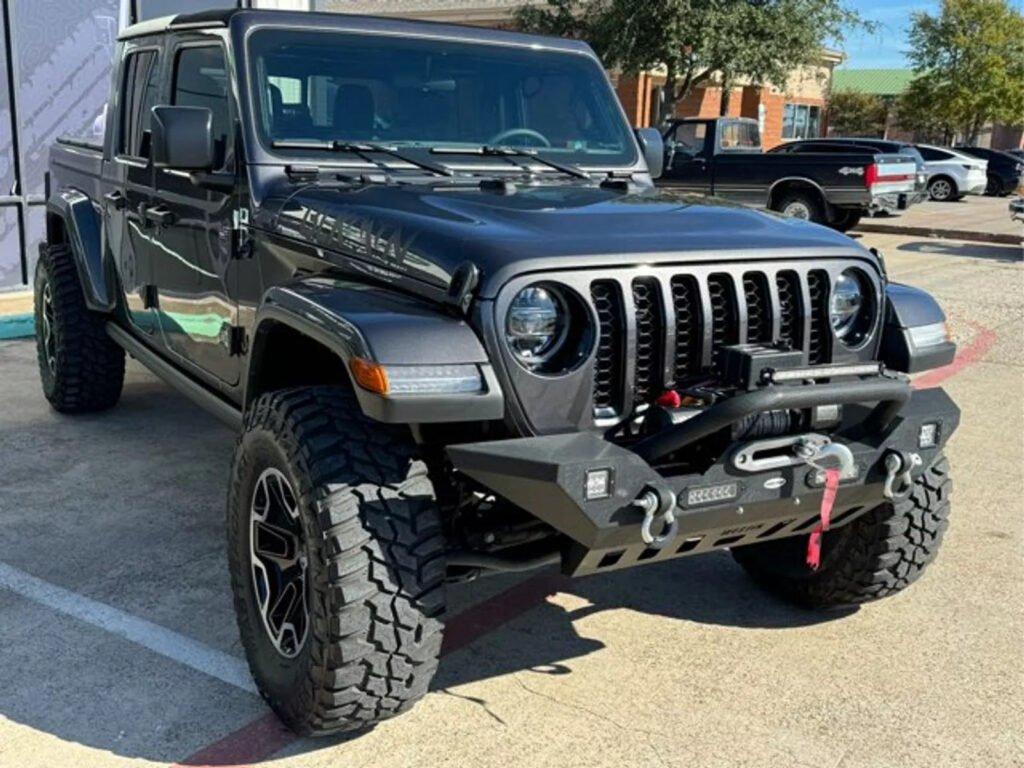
[914,320,996,390]
[174,713,291,768]
[173,569,565,767]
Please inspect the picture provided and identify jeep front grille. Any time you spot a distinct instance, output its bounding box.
[590,266,836,415]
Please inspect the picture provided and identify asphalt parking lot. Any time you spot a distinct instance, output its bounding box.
[0,232,1021,768]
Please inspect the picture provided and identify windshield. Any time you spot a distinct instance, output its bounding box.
[247,29,637,168]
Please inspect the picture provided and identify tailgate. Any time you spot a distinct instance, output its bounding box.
[871,153,918,195]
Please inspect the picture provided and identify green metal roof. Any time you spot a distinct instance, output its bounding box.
[832,69,915,96]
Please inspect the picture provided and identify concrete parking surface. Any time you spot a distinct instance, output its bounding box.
[0,232,1021,768]
[856,194,1023,243]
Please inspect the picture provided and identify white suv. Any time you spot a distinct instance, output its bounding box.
[917,145,988,201]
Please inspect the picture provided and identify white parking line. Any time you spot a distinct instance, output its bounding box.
[0,561,257,694]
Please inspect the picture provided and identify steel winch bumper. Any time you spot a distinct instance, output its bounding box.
[447,381,959,577]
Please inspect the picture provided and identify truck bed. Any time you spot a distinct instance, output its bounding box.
[50,137,104,203]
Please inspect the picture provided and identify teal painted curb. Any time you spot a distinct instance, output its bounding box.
[0,313,34,340]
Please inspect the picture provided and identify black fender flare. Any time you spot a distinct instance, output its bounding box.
[246,279,504,423]
[46,190,114,312]
[880,282,956,373]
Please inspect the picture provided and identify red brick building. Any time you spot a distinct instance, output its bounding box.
[615,53,842,149]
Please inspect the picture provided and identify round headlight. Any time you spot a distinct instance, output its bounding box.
[830,268,875,345]
[830,269,865,337]
[506,284,568,364]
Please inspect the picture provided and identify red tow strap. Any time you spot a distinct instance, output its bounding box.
[806,467,841,570]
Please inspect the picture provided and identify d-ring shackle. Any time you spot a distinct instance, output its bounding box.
[634,487,678,549]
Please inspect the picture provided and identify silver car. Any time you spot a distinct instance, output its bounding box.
[916,144,989,201]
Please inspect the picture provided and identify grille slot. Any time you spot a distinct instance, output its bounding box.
[743,272,771,344]
[631,278,664,405]
[807,270,831,365]
[776,270,803,351]
[670,275,701,384]
[591,280,625,412]
[707,274,739,349]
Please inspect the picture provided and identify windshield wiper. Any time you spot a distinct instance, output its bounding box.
[271,139,455,177]
[430,145,592,180]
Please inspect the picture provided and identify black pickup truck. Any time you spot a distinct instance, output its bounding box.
[660,117,920,231]
[39,9,959,736]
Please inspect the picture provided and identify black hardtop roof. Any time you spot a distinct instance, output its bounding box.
[119,7,593,55]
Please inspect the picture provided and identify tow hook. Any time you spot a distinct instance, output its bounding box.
[882,450,923,500]
[634,487,678,549]
[793,436,856,478]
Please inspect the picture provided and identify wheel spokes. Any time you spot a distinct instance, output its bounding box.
[249,468,309,659]
[40,283,57,372]
[253,519,298,564]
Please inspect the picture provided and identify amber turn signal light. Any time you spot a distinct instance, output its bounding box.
[350,358,389,394]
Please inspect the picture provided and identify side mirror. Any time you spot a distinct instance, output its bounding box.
[151,105,214,170]
[634,127,664,179]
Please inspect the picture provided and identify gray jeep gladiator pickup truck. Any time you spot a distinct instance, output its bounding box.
[38,9,960,736]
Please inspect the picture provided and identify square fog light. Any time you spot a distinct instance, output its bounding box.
[919,422,939,449]
[585,468,612,500]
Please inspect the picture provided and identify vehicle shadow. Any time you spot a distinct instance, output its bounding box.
[896,239,1022,262]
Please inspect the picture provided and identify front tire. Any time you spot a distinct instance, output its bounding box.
[985,173,1003,197]
[34,243,125,413]
[227,386,446,735]
[732,455,952,610]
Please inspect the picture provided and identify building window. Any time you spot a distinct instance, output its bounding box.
[782,103,821,140]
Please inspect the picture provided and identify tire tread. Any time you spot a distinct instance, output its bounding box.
[227,386,445,736]
[733,456,952,610]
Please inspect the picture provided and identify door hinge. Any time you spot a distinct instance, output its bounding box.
[232,207,250,230]
[220,324,248,356]
[232,207,254,259]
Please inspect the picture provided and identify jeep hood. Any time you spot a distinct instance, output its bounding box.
[261,182,871,298]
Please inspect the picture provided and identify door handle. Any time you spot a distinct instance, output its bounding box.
[104,190,127,210]
[141,204,177,227]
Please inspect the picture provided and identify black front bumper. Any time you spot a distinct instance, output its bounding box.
[448,382,959,577]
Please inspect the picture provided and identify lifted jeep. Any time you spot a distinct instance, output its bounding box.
[38,9,959,735]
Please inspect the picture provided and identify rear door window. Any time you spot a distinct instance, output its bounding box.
[918,147,951,162]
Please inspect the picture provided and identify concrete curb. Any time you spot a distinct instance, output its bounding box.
[0,289,33,340]
[854,221,1022,246]
[0,313,33,340]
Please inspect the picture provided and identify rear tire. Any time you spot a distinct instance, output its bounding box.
[227,386,446,735]
[34,242,125,413]
[774,191,826,224]
[927,176,957,202]
[827,209,862,233]
[985,173,1003,197]
[731,455,952,610]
